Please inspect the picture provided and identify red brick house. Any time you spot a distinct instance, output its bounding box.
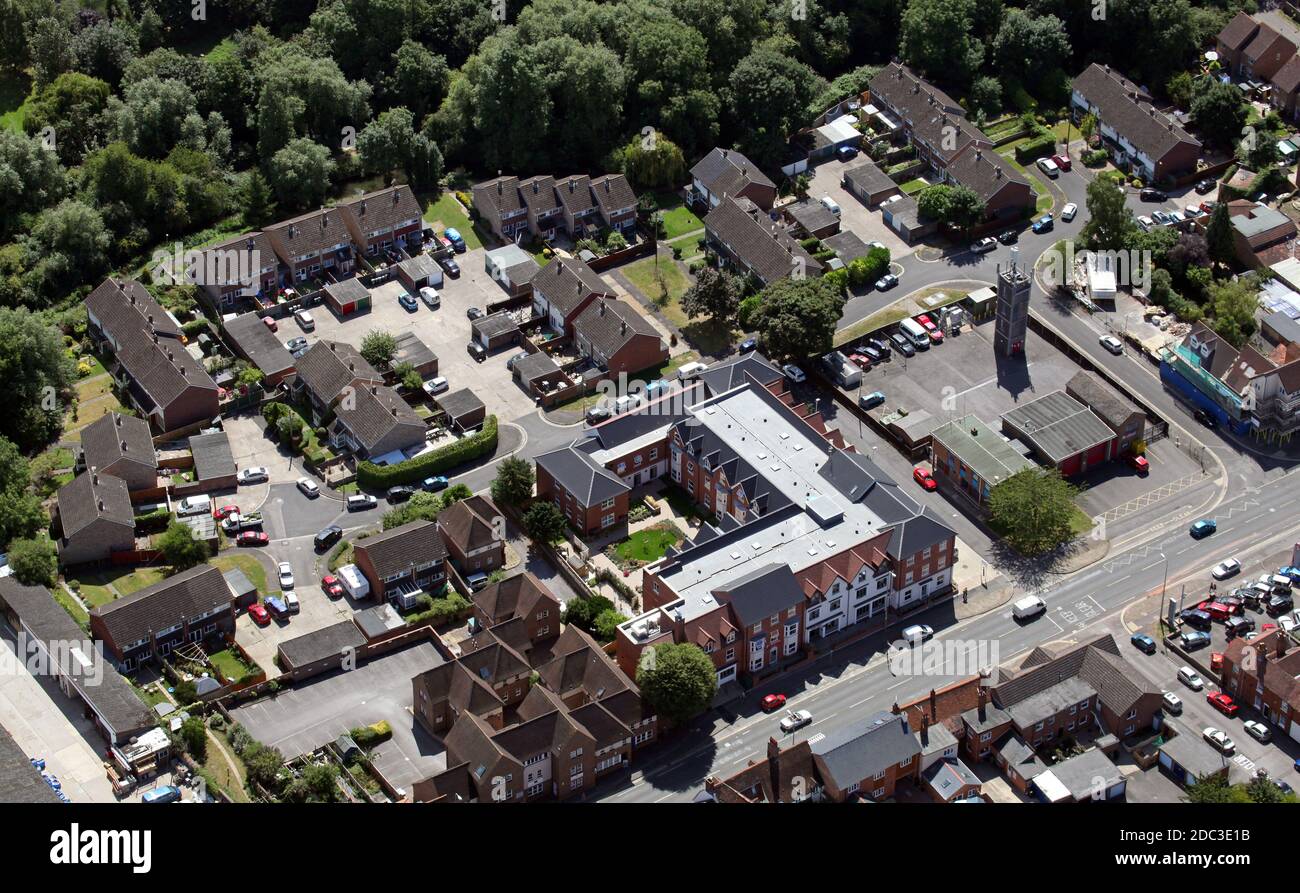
[530,255,613,336]
[338,185,424,258]
[690,147,777,211]
[571,298,668,377]
[437,495,505,580]
[1219,628,1300,735]
[472,175,529,242]
[471,572,561,645]
[351,520,449,610]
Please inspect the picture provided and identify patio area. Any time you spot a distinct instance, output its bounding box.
[582,482,702,611]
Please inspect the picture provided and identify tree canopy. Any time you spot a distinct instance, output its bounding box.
[750,275,846,360]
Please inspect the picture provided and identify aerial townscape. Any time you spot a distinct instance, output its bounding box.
[5,1,1300,844]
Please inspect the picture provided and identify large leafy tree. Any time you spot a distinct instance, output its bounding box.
[523,501,567,544]
[255,47,372,161]
[988,468,1081,556]
[0,436,48,545]
[1204,202,1235,269]
[158,522,210,572]
[1191,79,1248,151]
[636,642,718,725]
[266,138,334,212]
[0,308,76,452]
[900,0,984,85]
[359,329,398,369]
[0,129,67,237]
[917,184,985,233]
[992,9,1070,87]
[1208,276,1259,348]
[1081,177,1137,251]
[680,266,742,329]
[23,72,112,166]
[728,42,823,171]
[356,107,443,190]
[751,275,846,360]
[490,456,535,507]
[7,537,56,586]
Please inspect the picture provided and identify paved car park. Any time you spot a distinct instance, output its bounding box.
[804,158,914,260]
[229,641,448,789]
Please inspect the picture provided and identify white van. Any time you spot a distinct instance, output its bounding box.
[677,361,708,381]
[1012,595,1046,620]
[820,195,841,216]
[898,317,929,348]
[176,494,212,517]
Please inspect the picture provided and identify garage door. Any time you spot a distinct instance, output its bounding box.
[1289,719,1300,745]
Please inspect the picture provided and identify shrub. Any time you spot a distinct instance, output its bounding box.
[350,721,393,748]
[1082,148,1108,166]
[357,416,498,488]
[181,319,209,337]
[1014,132,1057,164]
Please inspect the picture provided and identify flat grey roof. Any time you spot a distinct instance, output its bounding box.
[278,620,366,668]
[190,431,236,480]
[1158,728,1231,779]
[473,311,520,339]
[1041,748,1122,799]
[436,388,485,420]
[1001,391,1115,464]
[931,415,1034,486]
[394,331,438,369]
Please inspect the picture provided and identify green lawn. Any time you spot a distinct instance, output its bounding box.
[997,149,1056,214]
[615,525,684,563]
[68,566,167,605]
[424,192,484,250]
[900,178,930,195]
[835,303,911,348]
[657,200,704,240]
[208,647,259,683]
[0,70,33,133]
[209,554,268,593]
[623,254,690,304]
[667,233,706,256]
[53,587,89,630]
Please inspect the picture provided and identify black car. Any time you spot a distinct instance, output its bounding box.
[1225,615,1255,638]
[997,229,1019,245]
[738,338,759,354]
[1268,594,1295,615]
[466,307,484,321]
[1193,407,1218,429]
[313,525,343,551]
[1195,179,1215,195]
[867,337,891,356]
[889,331,915,357]
[1179,608,1212,630]
[585,405,611,424]
[438,256,461,276]
[858,344,883,363]
[386,485,415,503]
[1140,188,1168,202]
[467,342,487,362]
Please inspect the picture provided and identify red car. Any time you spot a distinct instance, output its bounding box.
[849,352,872,370]
[1129,454,1149,474]
[236,530,268,546]
[916,314,936,332]
[1210,652,1225,672]
[1052,154,1072,172]
[1199,201,1216,215]
[913,467,937,491]
[248,603,270,625]
[262,316,277,332]
[321,575,345,599]
[212,504,240,520]
[761,693,787,713]
[1207,691,1239,717]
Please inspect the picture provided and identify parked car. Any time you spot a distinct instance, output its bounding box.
[782,364,806,383]
[1061,202,1078,222]
[902,624,934,645]
[419,286,440,308]
[285,336,308,353]
[1099,334,1123,355]
[444,228,466,252]
[265,596,288,619]
[236,530,268,547]
[1212,558,1241,580]
[1031,214,1054,234]
[1207,691,1239,717]
[1140,187,1168,202]
[867,337,891,356]
[422,376,449,397]
[738,337,759,354]
[1130,632,1156,654]
[1036,157,1060,178]
[296,477,320,498]
[912,467,937,491]
[779,710,814,733]
[262,316,278,332]
[142,785,182,804]
[859,391,886,410]
[857,344,883,363]
[1195,179,1216,195]
[1225,615,1255,638]
[311,529,342,556]
[1129,454,1149,474]
[849,352,873,370]
[422,475,449,492]
[1178,666,1205,690]
[875,273,899,291]
[293,309,315,330]
[1193,408,1218,429]
[1162,691,1183,714]
[1189,518,1217,538]
[1268,593,1295,615]
[437,256,460,276]
[346,494,377,512]
[819,195,841,216]
[889,332,915,357]
[237,466,268,485]
[386,485,415,503]
[585,404,611,424]
[1244,720,1272,743]
[1051,154,1072,172]
[467,342,487,362]
[970,237,997,254]
[322,575,345,599]
[1184,204,1203,219]
[1203,727,1235,754]
[248,602,270,625]
[1180,608,1212,630]
[761,693,787,713]
[1182,630,1212,650]
[1210,652,1225,672]
[399,292,419,312]
[284,591,300,614]
[466,307,484,321]
[835,145,859,161]
[1137,215,1154,231]
[277,562,294,590]
[997,229,1019,245]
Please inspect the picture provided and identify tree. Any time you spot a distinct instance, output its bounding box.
[1208,276,1259,348]
[1184,773,1243,804]
[969,76,1002,120]
[0,129,67,237]
[242,741,285,790]
[1166,71,1194,110]
[179,715,207,760]
[357,107,444,190]
[1080,177,1137,251]
[158,521,210,571]
[987,468,1081,556]
[564,593,615,636]
[617,134,688,193]
[992,10,1070,88]
[1204,202,1235,269]
[22,72,111,166]
[490,456,535,507]
[523,501,567,544]
[388,40,450,122]
[679,266,742,328]
[360,330,398,368]
[1191,79,1248,150]
[751,275,846,359]
[728,44,822,171]
[1245,772,1286,804]
[917,184,985,234]
[594,609,629,642]
[71,19,138,86]
[240,170,276,228]
[900,0,984,85]
[7,538,56,586]
[1078,113,1097,143]
[0,309,76,451]
[848,247,891,289]
[266,138,334,212]
[636,642,718,725]
[0,436,48,543]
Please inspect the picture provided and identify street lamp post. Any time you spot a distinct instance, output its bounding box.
[1159,552,1170,601]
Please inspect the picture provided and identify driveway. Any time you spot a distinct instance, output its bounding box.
[805,157,914,260]
[229,642,448,791]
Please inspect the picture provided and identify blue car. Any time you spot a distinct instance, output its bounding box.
[1280,566,1300,584]
[422,475,449,492]
[265,596,288,618]
[1130,632,1157,654]
[444,228,467,252]
[1031,214,1054,234]
[739,338,759,354]
[142,785,182,804]
[859,391,886,410]
[1189,519,1218,538]
[1181,630,1212,650]
[399,293,419,311]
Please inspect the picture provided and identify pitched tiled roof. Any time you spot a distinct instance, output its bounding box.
[1273,54,1300,94]
[810,710,922,792]
[518,175,558,214]
[354,519,447,579]
[691,147,776,195]
[1066,371,1140,430]
[531,255,612,313]
[472,176,525,217]
[435,387,485,422]
[992,634,1155,719]
[438,495,500,554]
[472,572,558,626]
[704,196,822,283]
[869,62,964,121]
[536,441,629,506]
[1071,64,1201,163]
[1244,23,1295,65]
[573,297,662,359]
[590,173,636,213]
[337,185,422,236]
[92,564,230,647]
[265,206,353,261]
[80,412,156,475]
[295,340,382,404]
[0,723,60,802]
[331,383,423,453]
[708,738,819,802]
[56,471,133,539]
[1219,11,1260,51]
[946,144,1031,204]
[555,175,597,215]
[86,278,181,341]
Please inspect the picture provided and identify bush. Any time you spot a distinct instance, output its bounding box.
[357,416,498,488]
[181,319,209,337]
[1014,132,1057,164]
[350,721,393,748]
[1083,149,1109,166]
[404,590,472,626]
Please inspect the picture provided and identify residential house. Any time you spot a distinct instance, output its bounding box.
[530,255,613,335]
[77,412,158,493]
[89,564,235,670]
[264,206,356,287]
[555,175,600,237]
[589,174,637,234]
[54,471,135,568]
[222,312,297,388]
[197,231,280,312]
[1271,55,1300,120]
[328,383,426,461]
[703,737,823,802]
[703,196,823,286]
[535,441,631,536]
[572,297,668,377]
[518,175,563,239]
[944,145,1034,221]
[1217,11,1265,75]
[809,710,923,801]
[1239,21,1297,81]
[1219,628,1300,736]
[1070,63,1202,183]
[337,185,423,258]
[352,520,449,610]
[438,495,505,580]
[471,572,561,645]
[85,278,219,432]
[690,147,777,211]
[292,340,384,423]
[472,175,530,242]
[1226,199,1297,268]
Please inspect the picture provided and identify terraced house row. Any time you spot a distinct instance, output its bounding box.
[472,172,638,242]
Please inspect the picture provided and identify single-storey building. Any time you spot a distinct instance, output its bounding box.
[222,312,297,387]
[485,245,542,298]
[189,431,238,490]
[472,311,522,351]
[435,388,487,432]
[1158,727,1232,788]
[879,194,937,244]
[929,415,1035,508]
[842,159,903,207]
[1065,371,1145,454]
[822,231,874,264]
[277,620,367,681]
[322,277,372,317]
[1000,391,1119,476]
[1031,748,1125,802]
[393,331,439,379]
[783,198,841,239]
[395,254,443,293]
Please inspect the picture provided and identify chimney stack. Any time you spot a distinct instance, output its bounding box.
[768,737,782,800]
[977,686,988,723]
[929,687,938,722]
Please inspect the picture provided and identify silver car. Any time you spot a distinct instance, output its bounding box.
[779,710,813,733]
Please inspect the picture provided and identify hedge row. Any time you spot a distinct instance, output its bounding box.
[350,721,392,748]
[357,415,499,488]
[1014,132,1057,164]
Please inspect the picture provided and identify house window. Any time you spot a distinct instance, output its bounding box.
[634,455,643,466]
[601,498,615,509]
[725,648,734,661]
[873,769,886,780]
[649,448,658,460]
[602,514,615,528]
[725,631,735,644]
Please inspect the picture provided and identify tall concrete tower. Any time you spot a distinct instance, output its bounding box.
[994,247,1031,356]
